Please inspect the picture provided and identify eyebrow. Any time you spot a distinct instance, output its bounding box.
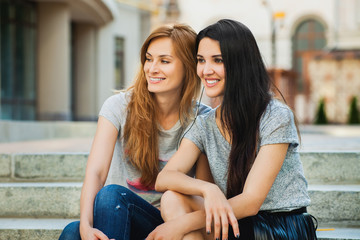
[146,52,173,58]
[197,54,222,58]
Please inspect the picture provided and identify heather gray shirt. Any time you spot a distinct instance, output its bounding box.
[99,91,210,207]
[185,99,310,211]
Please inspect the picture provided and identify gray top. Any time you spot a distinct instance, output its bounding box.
[185,99,310,211]
[99,91,210,207]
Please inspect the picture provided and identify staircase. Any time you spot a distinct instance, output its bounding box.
[0,127,359,239]
[0,153,86,239]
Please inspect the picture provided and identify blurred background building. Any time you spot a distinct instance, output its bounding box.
[1,0,155,121]
[1,0,360,124]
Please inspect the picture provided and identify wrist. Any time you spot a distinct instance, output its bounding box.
[79,221,92,235]
[201,182,219,198]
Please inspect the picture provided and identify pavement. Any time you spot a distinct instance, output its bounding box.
[0,125,359,154]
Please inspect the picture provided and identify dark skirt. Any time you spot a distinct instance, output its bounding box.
[229,207,318,240]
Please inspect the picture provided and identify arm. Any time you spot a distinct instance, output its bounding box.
[155,138,209,196]
[195,153,214,183]
[229,143,289,218]
[155,139,238,239]
[79,116,118,240]
[152,143,288,239]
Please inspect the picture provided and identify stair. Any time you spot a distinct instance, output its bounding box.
[0,151,359,239]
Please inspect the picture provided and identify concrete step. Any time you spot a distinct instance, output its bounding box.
[0,182,82,218]
[0,218,76,240]
[0,218,359,240]
[301,152,360,184]
[1,152,359,184]
[1,182,359,225]
[316,227,360,240]
[0,153,87,182]
[308,185,360,225]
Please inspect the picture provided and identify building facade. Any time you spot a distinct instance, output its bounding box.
[1,0,155,121]
[174,0,360,123]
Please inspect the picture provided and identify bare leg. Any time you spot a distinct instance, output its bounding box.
[160,190,210,240]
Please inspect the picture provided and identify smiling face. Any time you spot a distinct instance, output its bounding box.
[144,37,185,98]
[197,37,225,100]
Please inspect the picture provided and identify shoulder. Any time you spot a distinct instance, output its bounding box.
[261,99,294,123]
[104,91,132,107]
[259,99,299,146]
[100,91,132,114]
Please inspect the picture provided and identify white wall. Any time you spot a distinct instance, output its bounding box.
[95,0,148,113]
[177,0,360,70]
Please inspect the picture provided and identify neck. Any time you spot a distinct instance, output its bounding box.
[155,93,181,130]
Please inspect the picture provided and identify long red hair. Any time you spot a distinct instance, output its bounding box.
[123,24,200,188]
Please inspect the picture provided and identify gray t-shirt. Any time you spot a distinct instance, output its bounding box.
[185,99,310,212]
[99,91,210,207]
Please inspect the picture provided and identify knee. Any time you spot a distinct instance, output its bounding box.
[160,190,191,221]
[94,184,132,211]
[95,184,131,202]
[58,221,80,240]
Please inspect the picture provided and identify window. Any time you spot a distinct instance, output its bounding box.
[292,19,326,92]
[114,37,125,90]
[1,0,37,120]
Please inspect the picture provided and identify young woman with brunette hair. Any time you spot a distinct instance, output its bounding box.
[58,23,210,240]
[148,19,317,240]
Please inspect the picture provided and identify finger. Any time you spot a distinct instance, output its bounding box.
[145,231,154,240]
[228,211,240,238]
[94,229,109,240]
[213,213,221,240]
[205,209,212,235]
[221,212,229,240]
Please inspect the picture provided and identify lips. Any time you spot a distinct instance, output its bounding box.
[205,78,220,87]
[149,77,166,83]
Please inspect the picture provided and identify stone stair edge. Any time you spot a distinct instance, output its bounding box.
[0,218,359,240]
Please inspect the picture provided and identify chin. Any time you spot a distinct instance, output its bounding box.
[205,91,221,99]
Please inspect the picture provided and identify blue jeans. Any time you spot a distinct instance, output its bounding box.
[58,184,163,240]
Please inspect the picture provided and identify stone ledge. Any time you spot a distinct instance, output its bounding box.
[0,182,82,218]
[308,185,360,223]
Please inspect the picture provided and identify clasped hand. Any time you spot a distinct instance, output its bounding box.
[203,184,240,240]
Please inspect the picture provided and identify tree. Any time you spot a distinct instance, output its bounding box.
[347,96,360,124]
[314,98,328,124]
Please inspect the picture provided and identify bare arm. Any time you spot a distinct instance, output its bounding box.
[229,143,289,218]
[155,139,239,238]
[155,138,209,196]
[79,116,118,240]
[152,143,288,239]
[195,153,214,183]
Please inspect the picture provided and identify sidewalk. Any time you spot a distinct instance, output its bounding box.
[0,125,359,154]
[299,125,360,152]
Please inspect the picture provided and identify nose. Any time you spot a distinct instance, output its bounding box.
[203,62,214,75]
[149,61,159,74]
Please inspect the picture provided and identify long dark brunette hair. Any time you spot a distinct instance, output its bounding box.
[196,19,272,198]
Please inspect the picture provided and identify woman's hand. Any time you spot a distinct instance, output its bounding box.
[146,220,185,240]
[203,184,240,240]
[80,225,114,240]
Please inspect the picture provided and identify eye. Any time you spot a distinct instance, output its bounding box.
[161,59,170,64]
[145,57,152,62]
[214,58,223,63]
[197,58,205,63]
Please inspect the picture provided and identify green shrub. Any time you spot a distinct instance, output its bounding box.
[314,98,328,124]
[347,96,360,124]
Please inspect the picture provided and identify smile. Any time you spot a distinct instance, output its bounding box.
[205,78,220,87]
[206,79,219,84]
[150,77,166,82]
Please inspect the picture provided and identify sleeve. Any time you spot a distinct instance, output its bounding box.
[259,104,299,149]
[98,92,129,131]
[184,116,205,153]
